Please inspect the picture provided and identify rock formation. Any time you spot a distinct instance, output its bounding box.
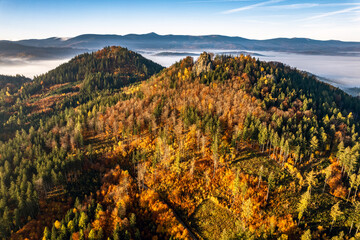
[193,52,214,76]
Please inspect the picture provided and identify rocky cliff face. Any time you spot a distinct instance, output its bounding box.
[193,52,214,76]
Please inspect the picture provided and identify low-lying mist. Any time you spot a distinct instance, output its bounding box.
[1,50,359,95]
[0,58,70,79]
[143,50,360,94]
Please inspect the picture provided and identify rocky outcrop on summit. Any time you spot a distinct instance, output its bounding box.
[193,52,214,76]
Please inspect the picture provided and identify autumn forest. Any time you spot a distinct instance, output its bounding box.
[1,47,360,240]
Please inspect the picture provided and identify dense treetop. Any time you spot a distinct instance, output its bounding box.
[0,74,30,92]
[22,46,164,96]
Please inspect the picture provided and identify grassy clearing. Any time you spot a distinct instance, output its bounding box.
[231,146,293,187]
[190,198,239,240]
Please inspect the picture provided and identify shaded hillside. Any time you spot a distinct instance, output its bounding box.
[0,74,31,138]
[0,46,163,141]
[0,46,163,239]
[0,74,30,92]
[23,46,163,95]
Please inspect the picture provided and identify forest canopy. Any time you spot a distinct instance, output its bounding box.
[1,49,360,240]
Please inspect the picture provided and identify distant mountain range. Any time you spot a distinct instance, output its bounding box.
[1,33,360,61]
[0,41,85,60]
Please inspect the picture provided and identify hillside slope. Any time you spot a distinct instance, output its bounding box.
[0,46,163,239]
[0,46,163,141]
[0,74,31,90]
[3,50,360,240]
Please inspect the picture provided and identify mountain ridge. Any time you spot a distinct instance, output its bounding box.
[0,33,358,61]
[16,32,360,44]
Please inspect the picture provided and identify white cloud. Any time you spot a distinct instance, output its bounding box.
[269,3,319,10]
[221,0,284,14]
[305,6,360,20]
[263,2,360,10]
[186,0,251,2]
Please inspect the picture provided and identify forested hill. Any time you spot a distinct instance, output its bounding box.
[0,74,30,91]
[3,49,360,239]
[0,46,163,238]
[0,46,163,141]
[22,46,164,97]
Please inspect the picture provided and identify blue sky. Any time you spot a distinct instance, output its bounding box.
[0,0,359,41]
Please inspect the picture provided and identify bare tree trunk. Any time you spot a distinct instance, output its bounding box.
[272,147,276,159]
[323,180,327,193]
[269,142,272,156]
[278,147,281,160]
[330,220,334,232]
[349,221,354,235]
[354,187,359,201]
[258,176,262,188]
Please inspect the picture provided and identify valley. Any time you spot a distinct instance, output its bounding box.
[2,46,359,96]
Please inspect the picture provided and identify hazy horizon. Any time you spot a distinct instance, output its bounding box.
[2,32,360,42]
[1,0,359,41]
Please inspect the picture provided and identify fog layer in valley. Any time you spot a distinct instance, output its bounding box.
[1,50,359,94]
[0,58,70,78]
[257,51,360,87]
[143,50,360,94]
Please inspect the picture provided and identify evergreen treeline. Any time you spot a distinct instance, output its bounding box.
[21,46,163,97]
[0,74,30,91]
[0,47,163,238]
